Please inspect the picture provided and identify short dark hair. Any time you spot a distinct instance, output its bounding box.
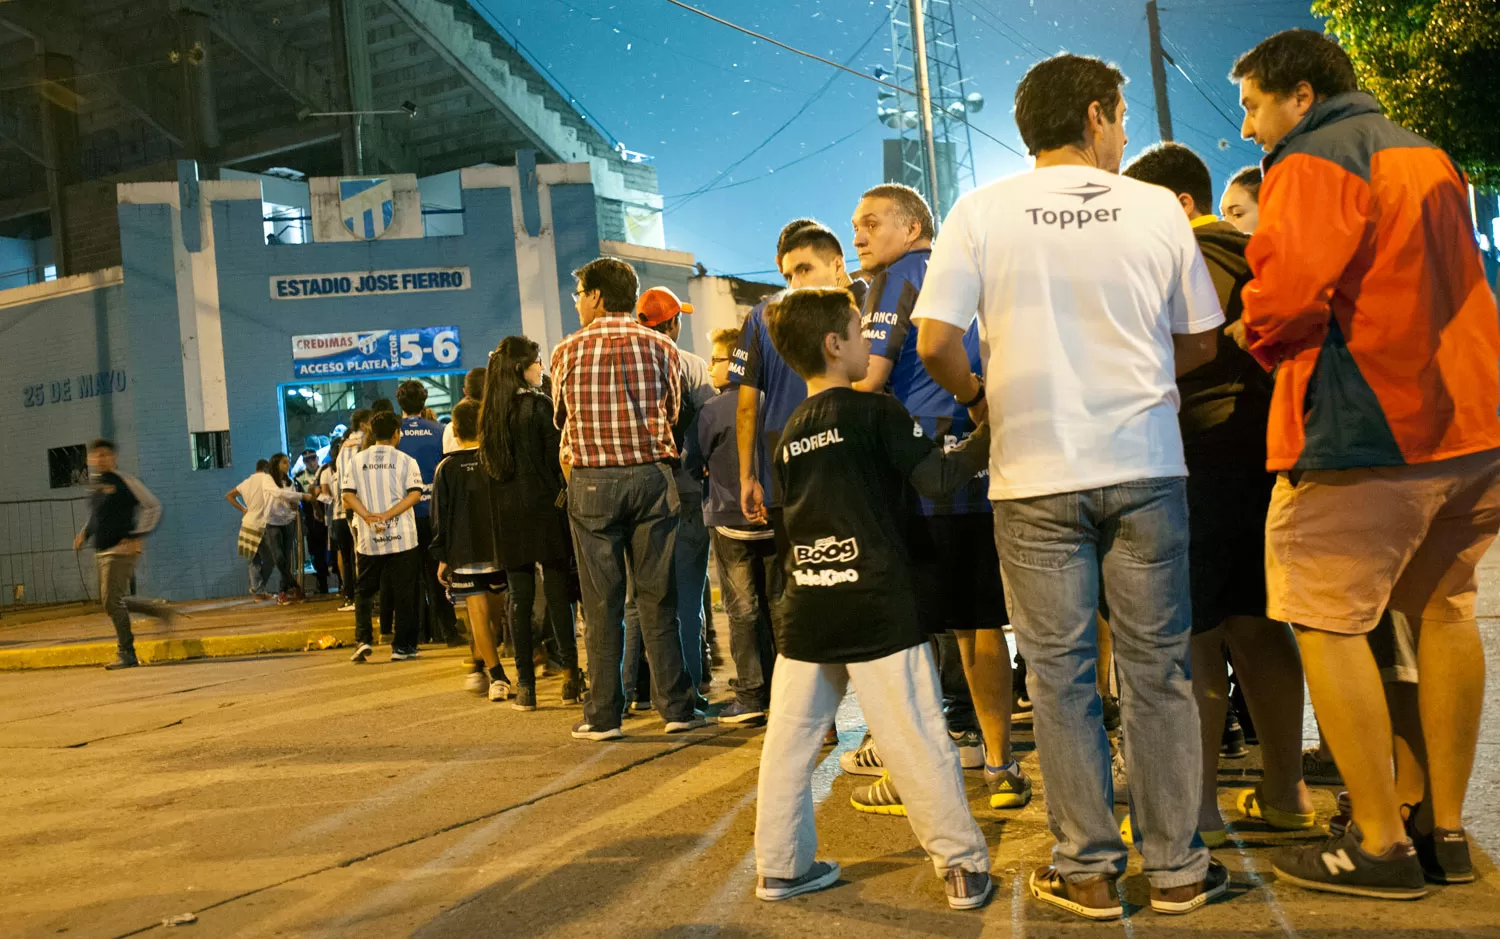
[371,398,394,414]
[255,459,270,473]
[350,408,372,431]
[396,379,427,416]
[860,183,935,240]
[573,256,639,314]
[776,221,845,265]
[1231,29,1357,99]
[1122,143,1214,215]
[1015,54,1126,156]
[451,399,480,442]
[370,411,401,442]
[766,287,858,380]
[302,448,316,456]
[89,438,115,452]
[463,367,487,400]
[1228,165,1263,201]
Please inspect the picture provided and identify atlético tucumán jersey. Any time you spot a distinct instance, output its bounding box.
[342,443,423,556]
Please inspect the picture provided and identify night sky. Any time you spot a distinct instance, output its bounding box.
[468,0,1322,280]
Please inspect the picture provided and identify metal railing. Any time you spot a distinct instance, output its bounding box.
[0,496,95,608]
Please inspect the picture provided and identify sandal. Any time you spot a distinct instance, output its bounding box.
[1237,787,1315,830]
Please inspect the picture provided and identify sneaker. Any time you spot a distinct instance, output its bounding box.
[1151,859,1230,914]
[560,673,587,705]
[985,761,1032,809]
[839,736,885,777]
[629,699,654,713]
[1236,786,1315,830]
[390,648,420,661]
[1012,670,1033,720]
[1101,694,1121,733]
[665,712,710,733]
[104,656,139,670]
[512,686,537,711]
[1329,790,1353,837]
[338,601,356,612]
[698,680,713,697]
[1271,824,1428,900]
[463,670,489,694]
[1411,826,1474,885]
[715,701,767,724]
[488,678,511,702]
[1111,744,1130,805]
[756,859,840,901]
[946,868,994,910]
[1221,710,1248,759]
[850,771,905,817]
[822,727,840,747]
[1302,747,1344,786]
[949,729,984,770]
[350,643,373,664]
[571,720,624,741]
[1029,867,1121,921]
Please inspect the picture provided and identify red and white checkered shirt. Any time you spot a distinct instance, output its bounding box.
[551,314,682,468]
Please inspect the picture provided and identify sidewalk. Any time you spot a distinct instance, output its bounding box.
[0,595,357,670]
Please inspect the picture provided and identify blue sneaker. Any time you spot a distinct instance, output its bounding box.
[756,860,841,901]
[715,701,767,724]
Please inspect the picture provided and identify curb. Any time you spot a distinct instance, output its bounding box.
[0,625,358,671]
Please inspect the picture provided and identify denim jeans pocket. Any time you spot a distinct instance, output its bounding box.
[1112,478,1189,565]
[568,473,621,521]
[998,494,1083,571]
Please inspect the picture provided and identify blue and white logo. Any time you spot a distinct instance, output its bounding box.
[339,178,395,239]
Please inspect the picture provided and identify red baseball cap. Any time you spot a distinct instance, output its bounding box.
[636,286,694,327]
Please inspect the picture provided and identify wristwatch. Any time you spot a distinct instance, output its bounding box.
[957,374,985,409]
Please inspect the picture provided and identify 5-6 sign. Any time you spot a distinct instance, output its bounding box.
[292,326,463,378]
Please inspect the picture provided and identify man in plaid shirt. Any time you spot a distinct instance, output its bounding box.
[552,257,706,740]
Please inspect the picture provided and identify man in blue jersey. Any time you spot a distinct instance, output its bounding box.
[396,379,459,644]
[842,183,1030,818]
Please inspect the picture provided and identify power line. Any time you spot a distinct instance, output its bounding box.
[659,119,876,202]
[1161,34,1243,118]
[953,0,1052,59]
[1159,42,1243,133]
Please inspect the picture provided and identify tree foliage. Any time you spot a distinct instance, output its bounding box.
[1313,0,1500,187]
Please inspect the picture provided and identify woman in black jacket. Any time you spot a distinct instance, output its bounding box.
[478,336,583,704]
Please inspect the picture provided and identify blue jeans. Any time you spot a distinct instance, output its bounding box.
[993,477,1208,888]
[711,529,779,709]
[568,464,695,729]
[624,493,713,695]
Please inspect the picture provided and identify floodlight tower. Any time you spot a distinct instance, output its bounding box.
[877,0,982,224]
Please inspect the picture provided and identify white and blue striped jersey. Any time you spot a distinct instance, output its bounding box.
[342,443,423,555]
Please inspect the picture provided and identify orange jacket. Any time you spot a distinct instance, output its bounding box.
[1242,92,1500,472]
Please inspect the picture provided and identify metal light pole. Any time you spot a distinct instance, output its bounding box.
[908,0,942,231]
[1146,0,1174,142]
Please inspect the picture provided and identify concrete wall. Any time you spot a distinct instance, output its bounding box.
[0,270,133,605]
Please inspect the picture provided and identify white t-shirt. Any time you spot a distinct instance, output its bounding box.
[442,422,460,454]
[236,473,273,528]
[342,443,423,555]
[912,165,1224,501]
[315,464,337,506]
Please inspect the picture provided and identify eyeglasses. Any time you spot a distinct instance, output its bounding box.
[710,356,731,364]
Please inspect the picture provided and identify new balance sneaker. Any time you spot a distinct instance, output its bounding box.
[1151,859,1230,915]
[487,678,511,702]
[512,686,537,711]
[850,772,905,817]
[390,648,420,661]
[1271,824,1428,900]
[350,643,373,664]
[1029,867,1121,920]
[984,761,1032,809]
[946,868,994,910]
[949,729,985,770]
[756,860,840,901]
[839,736,885,777]
[715,701,767,724]
[1302,747,1344,786]
[665,711,710,733]
[571,720,624,741]
[1407,813,1475,885]
[560,672,587,705]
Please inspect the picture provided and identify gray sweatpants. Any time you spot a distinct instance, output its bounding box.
[754,643,990,880]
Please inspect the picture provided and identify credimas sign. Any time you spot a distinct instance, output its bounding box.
[269,266,471,300]
[291,326,460,378]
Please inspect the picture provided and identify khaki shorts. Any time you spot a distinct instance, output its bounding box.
[1265,448,1500,634]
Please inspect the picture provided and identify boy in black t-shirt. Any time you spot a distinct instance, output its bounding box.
[753,287,994,911]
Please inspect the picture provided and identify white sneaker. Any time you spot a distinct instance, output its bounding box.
[464,671,489,694]
[488,679,511,702]
[839,735,885,776]
[338,601,356,612]
[350,643,373,663]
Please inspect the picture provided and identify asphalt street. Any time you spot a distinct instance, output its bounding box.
[3,617,1500,939]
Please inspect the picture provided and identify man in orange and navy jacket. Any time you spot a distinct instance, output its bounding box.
[1231,28,1500,900]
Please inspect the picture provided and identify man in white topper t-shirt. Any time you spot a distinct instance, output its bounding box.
[911,54,1226,919]
[342,411,425,663]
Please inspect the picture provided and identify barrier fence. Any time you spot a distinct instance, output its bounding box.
[0,497,95,608]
